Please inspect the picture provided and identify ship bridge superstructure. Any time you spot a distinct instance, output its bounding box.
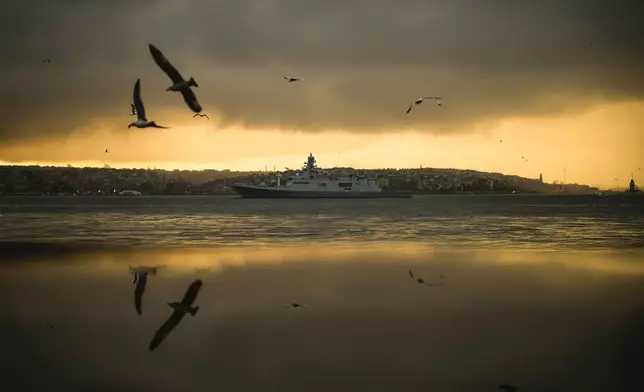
[284,153,381,192]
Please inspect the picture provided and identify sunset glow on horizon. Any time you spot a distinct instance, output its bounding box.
[1,100,642,189]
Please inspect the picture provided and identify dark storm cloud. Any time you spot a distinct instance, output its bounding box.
[1,0,643,143]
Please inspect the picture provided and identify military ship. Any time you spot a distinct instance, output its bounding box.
[231,153,413,198]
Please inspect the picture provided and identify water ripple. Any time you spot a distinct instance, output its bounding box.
[0,195,642,250]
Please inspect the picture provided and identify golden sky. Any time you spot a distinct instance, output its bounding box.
[1,1,643,189]
[1,99,642,189]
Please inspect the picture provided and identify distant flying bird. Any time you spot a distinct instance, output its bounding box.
[500,140,503,143]
[105,148,108,153]
[288,303,306,309]
[148,44,202,113]
[499,384,519,392]
[46,323,54,330]
[129,103,137,116]
[149,279,203,352]
[193,113,209,119]
[127,79,169,129]
[284,76,304,82]
[133,271,148,316]
[435,99,443,107]
[406,97,442,114]
[42,59,51,64]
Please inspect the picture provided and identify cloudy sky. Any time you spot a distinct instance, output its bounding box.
[1,0,643,187]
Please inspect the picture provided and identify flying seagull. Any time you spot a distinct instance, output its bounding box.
[284,76,304,82]
[149,279,203,352]
[148,44,202,113]
[287,303,307,309]
[406,97,442,114]
[129,103,137,116]
[105,148,108,153]
[499,384,519,392]
[127,79,169,129]
[193,114,209,119]
[42,59,51,64]
[133,271,148,316]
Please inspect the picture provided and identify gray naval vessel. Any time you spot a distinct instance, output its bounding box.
[231,153,413,198]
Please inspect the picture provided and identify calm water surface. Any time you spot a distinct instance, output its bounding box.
[0,195,643,391]
[0,194,642,249]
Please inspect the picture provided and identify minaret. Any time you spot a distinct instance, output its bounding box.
[629,173,637,192]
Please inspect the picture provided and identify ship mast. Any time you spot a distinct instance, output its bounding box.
[301,153,317,179]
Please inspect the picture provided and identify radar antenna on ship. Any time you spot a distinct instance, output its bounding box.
[300,153,318,179]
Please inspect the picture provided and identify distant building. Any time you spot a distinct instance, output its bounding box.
[539,173,543,183]
[628,177,638,193]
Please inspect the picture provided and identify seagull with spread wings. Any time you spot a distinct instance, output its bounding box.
[406,96,442,114]
[284,76,304,83]
[148,44,202,113]
[193,114,209,119]
[127,79,169,129]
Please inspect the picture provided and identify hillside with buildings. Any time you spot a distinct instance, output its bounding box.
[0,164,598,195]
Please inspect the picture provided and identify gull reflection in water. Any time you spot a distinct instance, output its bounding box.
[148,279,203,352]
[133,271,148,316]
[129,265,164,276]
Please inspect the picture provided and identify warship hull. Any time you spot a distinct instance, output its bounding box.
[232,185,413,198]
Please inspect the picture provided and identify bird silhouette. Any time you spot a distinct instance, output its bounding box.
[127,79,169,129]
[149,44,202,113]
[406,96,441,114]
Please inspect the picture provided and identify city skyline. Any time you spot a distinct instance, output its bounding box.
[1,1,642,189]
